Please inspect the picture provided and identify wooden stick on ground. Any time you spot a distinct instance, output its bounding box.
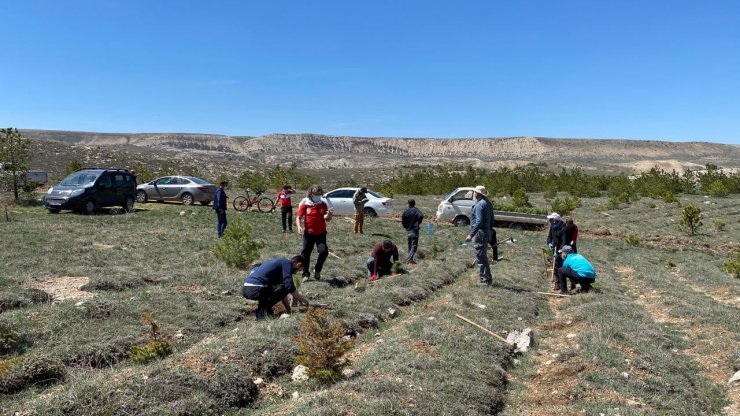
[454,313,512,345]
[328,251,342,260]
[537,291,570,298]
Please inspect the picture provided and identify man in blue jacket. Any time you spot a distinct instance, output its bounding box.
[465,185,493,285]
[557,245,596,294]
[242,256,310,319]
[401,199,424,265]
[213,181,228,238]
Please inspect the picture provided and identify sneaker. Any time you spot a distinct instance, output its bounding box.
[476,281,492,286]
[406,260,417,265]
[314,272,321,281]
[302,274,310,283]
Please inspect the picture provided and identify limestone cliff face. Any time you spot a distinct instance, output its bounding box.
[20,129,739,171]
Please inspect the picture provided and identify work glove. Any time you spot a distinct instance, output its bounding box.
[370,274,378,281]
[548,243,553,250]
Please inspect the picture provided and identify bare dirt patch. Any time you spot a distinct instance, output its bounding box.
[27,276,94,302]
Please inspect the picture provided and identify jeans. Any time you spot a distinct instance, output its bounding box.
[301,232,328,276]
[281,206,293,232]
[366,257,392,277]
[216,211,227,238]
[354,211,365,233]
[473,229,492,283]
[557,267,594,293]
[405,229,419,263]
[242,284,289,319]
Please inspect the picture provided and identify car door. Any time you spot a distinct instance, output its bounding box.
[450,189,475,218]
[153,177,175,200]
[95,173,115,206]
[325,190,351,215]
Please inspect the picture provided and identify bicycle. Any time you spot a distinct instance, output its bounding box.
[233,189,275,213]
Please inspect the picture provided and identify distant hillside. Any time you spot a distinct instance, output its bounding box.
[21,129,740,173]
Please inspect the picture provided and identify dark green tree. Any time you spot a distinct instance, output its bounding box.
[0,128,32,202]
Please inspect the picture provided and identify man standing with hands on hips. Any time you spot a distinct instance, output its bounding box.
[296,185,334,282]
[465,185,493,285]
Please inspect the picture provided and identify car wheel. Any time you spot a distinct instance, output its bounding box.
[48,208,60,214]
[511,222,527,231]
[363,207,377,217]
[123,196,135,213]
[453,216,470,227]
[181,193,194,205]
[83,200,96,215]
[200,201,211,206]
[136,190,148,203]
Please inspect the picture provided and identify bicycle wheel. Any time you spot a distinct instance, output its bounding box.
[233,196,250,212]
[258,197,275,213]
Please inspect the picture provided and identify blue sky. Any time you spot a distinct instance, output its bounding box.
[1,1,738,144]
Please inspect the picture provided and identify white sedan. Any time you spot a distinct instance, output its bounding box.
[324,187,393,217]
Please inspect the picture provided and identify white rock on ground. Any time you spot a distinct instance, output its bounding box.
[506,328,534,353]
[292,365,309,382]
[729,370,740,384]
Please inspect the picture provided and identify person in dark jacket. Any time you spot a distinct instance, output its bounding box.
[213,181,228,238]
[563,216,579,253]
[401,199,424,265]
[242,256,309,320]
[546,212,567,291]
[465,186,493,285]
[367,240,399,281]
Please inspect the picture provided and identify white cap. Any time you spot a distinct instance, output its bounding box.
[547,212,561,221]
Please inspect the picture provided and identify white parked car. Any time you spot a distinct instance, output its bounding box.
[324,187,393,217]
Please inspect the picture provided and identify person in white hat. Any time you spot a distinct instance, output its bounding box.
[465,185,493,285]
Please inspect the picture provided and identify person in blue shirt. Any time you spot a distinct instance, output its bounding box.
[242,256,310,320]
[557,245,596,294]
[213,181,229,238]
[464,185,493,285]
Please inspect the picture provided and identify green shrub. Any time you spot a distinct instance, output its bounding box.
[550,195,581,216]
[128,340,173,364]
[606,192,631,210]
[665,259,676,268]
[0,323,24,355]
[712,218,726,231]
[625,233,640,245]
[64,160,83,175]
[707,180,730,197]
[0,355,66,393]
[662,191,678,203]
[209,363,258,408]
[128,313,173,364]
[294,308,352,383]
[511,188,531,208]
[678,205,703,236]
[543,187,557,200]
[723,249,740,279]
[214,216,263,269]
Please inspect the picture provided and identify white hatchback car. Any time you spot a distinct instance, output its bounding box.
[324,187,393,217]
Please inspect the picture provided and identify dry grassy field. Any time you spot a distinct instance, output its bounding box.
[0,190,738,415]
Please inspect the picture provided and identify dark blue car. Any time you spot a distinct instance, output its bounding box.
[43,168,137,214]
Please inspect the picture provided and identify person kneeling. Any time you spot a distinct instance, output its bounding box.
[366,240,399,281]
[242,255,309,320]
[556,245,596,295]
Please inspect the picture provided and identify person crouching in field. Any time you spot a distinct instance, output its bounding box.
[242,256,309,320]
[557,245,596,294]
[367,240,399,281]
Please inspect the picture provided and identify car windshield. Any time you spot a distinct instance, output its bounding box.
[186,177,209,185]
[59,171,100,187]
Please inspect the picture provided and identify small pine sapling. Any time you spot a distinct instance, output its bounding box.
[293,308,352,382]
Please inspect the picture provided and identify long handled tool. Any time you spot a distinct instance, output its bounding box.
[490,236,516,249]
[455,314,513,346]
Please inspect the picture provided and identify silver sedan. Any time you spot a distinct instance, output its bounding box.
[136,176,217,205]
